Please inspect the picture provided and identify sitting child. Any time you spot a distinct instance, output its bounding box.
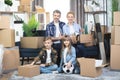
[58,36,80,74]
[31,37,58,73]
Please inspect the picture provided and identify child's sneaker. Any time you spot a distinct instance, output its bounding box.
[52,71,58,74]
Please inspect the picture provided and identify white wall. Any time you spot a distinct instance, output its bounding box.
[44,0,70,23]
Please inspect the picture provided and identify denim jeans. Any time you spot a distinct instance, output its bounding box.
[40,64,58,73]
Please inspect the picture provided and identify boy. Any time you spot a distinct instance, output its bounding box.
[31,37,58,73]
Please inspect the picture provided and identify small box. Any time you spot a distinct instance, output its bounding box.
[77,58,105,77]
[18,65,40,77]
[21,37,44,48]
[110,45,120,70]
[0,29,15,47]
[18,5,31,12]
[113,11,120,26]
[20,0,33,5]
[79,34,93,43]
[0,16,10,29]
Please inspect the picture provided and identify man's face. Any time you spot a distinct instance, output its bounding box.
[53,12,61,23]
[44,39,52,49]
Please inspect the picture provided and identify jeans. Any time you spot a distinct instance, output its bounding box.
[40,64,58,73]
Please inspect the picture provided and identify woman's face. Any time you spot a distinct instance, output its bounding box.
[67,13,75,23]
[64,40,70,47]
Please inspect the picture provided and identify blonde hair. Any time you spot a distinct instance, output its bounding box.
[66,11,75,18]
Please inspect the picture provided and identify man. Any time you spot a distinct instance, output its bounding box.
[46,10,65,66]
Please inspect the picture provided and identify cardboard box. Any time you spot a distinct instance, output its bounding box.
[3,47,20,72]
[79,34,93,43]
[18,65,40,77]
[111,26,120,45]
[0,15,10,29]
[77,58,104,77]
[18,5,31,12]
[113,11,120,26]
[21,37,44,48]
[20,0,33,5]
[110,45,120,70]
[70,35,77,44]
[0,29,15,47]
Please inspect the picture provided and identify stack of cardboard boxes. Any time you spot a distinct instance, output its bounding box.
[110,11,120,70]
[0,15,20,73]
[18,0,33,12]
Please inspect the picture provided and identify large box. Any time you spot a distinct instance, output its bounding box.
[113,11,120,26]
[77,58,104,77]
[0,29,15,47]
[110,45,120,70]
[3,47,20,72]
[18,65,40,77]
[111,26,120,45]
[79,34,93,43]
[21,37,44,48]
[0,15,10,29]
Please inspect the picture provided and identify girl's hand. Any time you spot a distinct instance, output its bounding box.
[67,62,72,68]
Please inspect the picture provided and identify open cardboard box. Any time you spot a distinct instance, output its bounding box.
[18,65,40,78]
[77,58,107,77]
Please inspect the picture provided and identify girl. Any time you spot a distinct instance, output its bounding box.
[58,36,80,74]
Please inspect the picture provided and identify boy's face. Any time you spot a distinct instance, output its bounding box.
[44,39,52,49]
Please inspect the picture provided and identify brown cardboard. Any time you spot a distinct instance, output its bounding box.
[18,65,40,77]
[18,5,31,12]
[113,11,120,26]
[0,29,15,47]
[3,47,20,72]
[79,34,93,43]
[111,26,120,45]
[21,37,44,48]
[110,45,120,70]
[77,58,102,77]
[20,0,33,5]
[0,16,10,29]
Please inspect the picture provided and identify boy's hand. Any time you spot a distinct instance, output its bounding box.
[30,61,35,65]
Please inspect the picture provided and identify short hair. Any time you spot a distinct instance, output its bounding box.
[43,37,52,42]
[66,11,75,17]
[53,10,61,15]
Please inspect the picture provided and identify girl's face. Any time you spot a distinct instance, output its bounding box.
[67,14,75,23]
[64,40,70,47]
[44,39,52,49]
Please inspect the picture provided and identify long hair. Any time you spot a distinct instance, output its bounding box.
[61,35,72,54]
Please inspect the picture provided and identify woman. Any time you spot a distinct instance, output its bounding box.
[63,11,82,36]
[58,36,80,74]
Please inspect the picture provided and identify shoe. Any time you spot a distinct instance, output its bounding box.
[52,71,58,74]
